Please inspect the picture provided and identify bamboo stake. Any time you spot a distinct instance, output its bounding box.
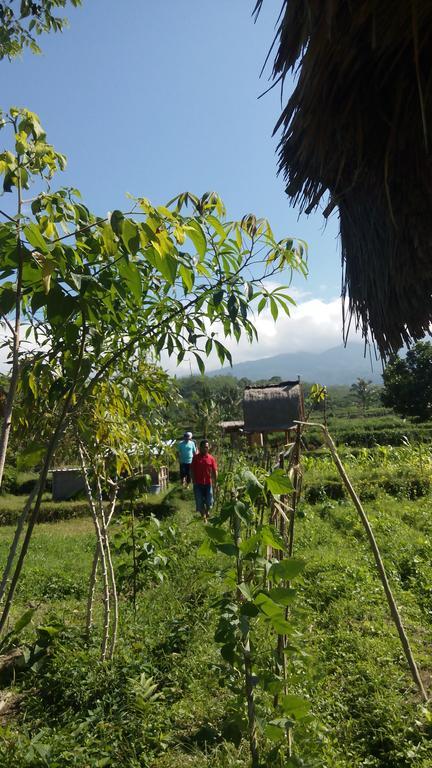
[243,633,259,768]
[295,420,428,703]
[232,509,260,767]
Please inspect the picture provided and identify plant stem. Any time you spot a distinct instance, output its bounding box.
[0,480,39,604]
[86,544,99,635]
[79,447,110,661]
[98,478,118,660]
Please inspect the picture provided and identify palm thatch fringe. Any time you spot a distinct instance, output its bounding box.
[254,0,432,356]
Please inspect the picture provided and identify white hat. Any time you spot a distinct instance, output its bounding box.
[184,431,193,439]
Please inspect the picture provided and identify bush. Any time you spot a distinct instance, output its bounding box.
[305,480,346,503]
[0,499,90,526]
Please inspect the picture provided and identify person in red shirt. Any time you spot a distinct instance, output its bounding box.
[191,440,218,520]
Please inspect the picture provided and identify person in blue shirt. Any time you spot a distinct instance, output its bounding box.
[177,432,197,487]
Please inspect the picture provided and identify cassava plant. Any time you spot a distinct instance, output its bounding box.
[72,357,174,660]
[199,460,312,766]
[0,1,82,60]
[0,107,307,635]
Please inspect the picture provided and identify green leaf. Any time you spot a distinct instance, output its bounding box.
[254,593,283,618]
[257,296,267,314]
[261,525,285,550]
[268,587,297,606]
[13,608,36,634]
[227,294,238,321]
[265,723,285,742]
[270,615,292,634]
[205,525,231,544]
[0,284,16,315]
[265,469,293,496]
[24,222,49,254]
[185,220,206,259]
[110,209,124,235]
[238,582,254,601]
[122,219,140,255]
[118,258,142,302]
[220,643,237,664]
[102,224,118,256]
[179,264,194,292]
[280,694,310,720]
[270,297,278,321]
[28,371,37,399]
[242,470,264,501]
[217,543,238,557]
[238,532,261,555]
[197,538,217,557]
[194,353,205,376]
[269,558,305,583]
[207,214,227,242]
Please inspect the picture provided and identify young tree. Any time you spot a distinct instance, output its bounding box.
[381,342,432,421]
[73,357,173,660]
[0,110,308,632]
[350,377,377,416]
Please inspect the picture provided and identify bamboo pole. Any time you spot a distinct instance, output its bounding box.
[295,420,428,703]
[232,509,260,767]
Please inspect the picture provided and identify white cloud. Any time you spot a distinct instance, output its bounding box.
[1,295,360,379]
[161,295,362,375]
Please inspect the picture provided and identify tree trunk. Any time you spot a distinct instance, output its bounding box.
[98,478,118,660]
[79,447,110,661]
[0,174,23,489]
[86,544,99,635]
[0,480,39,604]
[0,320,86,635]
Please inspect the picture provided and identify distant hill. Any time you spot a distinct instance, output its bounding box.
[208,344,383,386]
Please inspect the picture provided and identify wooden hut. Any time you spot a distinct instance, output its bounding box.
[243,380,304,444]
[254,1,432,357]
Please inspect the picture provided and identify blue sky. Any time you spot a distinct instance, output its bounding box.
[1,0,351,370]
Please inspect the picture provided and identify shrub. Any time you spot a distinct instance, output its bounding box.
[305,479,346,503]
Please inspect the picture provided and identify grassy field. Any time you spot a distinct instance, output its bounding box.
[0,471,431,767]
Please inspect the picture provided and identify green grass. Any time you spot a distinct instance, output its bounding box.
[0,481,431,767]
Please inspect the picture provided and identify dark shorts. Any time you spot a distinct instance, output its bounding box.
[180,462,192,482]
[193,483,213,514]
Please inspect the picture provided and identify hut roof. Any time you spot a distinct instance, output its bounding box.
[219,420,245,432]
[243,380,303,432]
[254,1,432,356]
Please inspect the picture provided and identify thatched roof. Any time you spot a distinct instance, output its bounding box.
[219,420,244,432]
[243,381,303,432]
[254,1,432,356]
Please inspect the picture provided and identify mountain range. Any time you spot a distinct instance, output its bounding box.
[208,344,383,386]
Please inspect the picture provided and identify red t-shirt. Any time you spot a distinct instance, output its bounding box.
[191,453,217,485]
